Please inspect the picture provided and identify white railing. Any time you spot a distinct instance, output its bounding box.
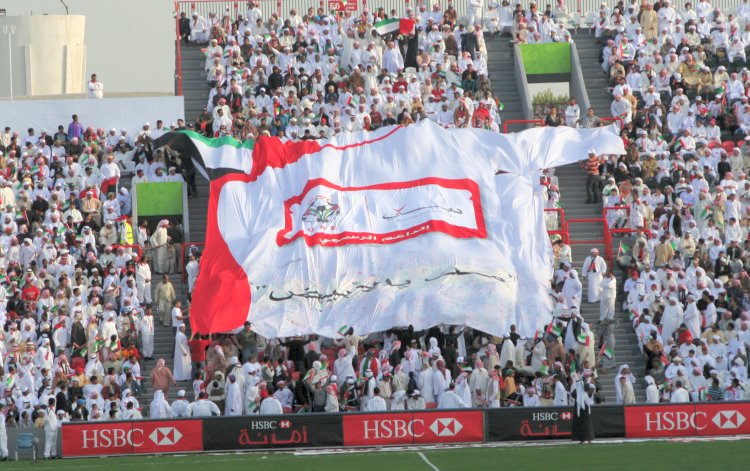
[176,0,745,24]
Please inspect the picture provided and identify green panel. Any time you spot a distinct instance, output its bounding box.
[520,43,571,75]
[136,182,184,216]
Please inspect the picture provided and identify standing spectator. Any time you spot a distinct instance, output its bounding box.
[174,325,192,382]
[154,274,176,327]
[580,151,603,204]
[149,358,176,395]
[67,115,83,141]
[87,74,104,99]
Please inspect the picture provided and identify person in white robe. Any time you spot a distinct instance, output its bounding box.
[644,375,659,403]
[522,387,541,407]
[186,254,200,294]
[438,383,470,408]
[139,308,155,359]
[582,248,607,302]
[615,364,636,404]
[136,259,152,305]
[406,390,426,409]
[149,390,171,418]
[486,370,502,407]
[562,270,583,309]
[173,325,191,381]
[661,295,684,343]
[498,336,515,368]
[432,360,452,404]
[599,271,617,321]
[259,395,284,414]
[455,371,472,406]
[244,382,260,414]
[364,389,388,411]
[171,390,191,417]
[553,375,568,406]
[390,390,407,410]
[149,220,170,274]
[188,12,210,43]
[670,382,691,402]
[224,374,243,415]
[382,41,404,73]
[417,360,436,406]
[683,294,701,339]
[468,360,489,406]
[333,347,356,388]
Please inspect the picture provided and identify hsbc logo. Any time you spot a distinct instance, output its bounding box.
[531,412,571,421]
[149,427,183,446]
[362,417,466,439]
[249,420,283,430]
[712,411,745,430]
[64,420,203,457]
[644,412,708,432]
[429,418,463,437]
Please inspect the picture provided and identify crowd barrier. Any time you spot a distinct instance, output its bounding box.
[58,402,750,458]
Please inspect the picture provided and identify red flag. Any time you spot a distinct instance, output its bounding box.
[399,19,415,35]
[100,176,119,195]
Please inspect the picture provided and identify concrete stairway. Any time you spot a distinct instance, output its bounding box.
[485,38,525,123]
[137,43,216,416]
[137,274,193,417]
[571,32,611,119]
[180,43,212,123]
[554,164,646,403]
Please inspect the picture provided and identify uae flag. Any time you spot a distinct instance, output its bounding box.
[153,121,624,338]
[374,18,415,36]
[599,344,614,359]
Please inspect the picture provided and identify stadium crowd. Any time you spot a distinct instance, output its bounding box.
[554,0,750,404]
[178,0,507,136]
[3,2,750,460]
[0,115,197,458]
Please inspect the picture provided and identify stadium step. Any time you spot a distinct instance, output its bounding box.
[555,162,646,404]
[571,33,612,119]
[485,38,525,123]
[179,44,212,120]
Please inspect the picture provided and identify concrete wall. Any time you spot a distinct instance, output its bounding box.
[0,15,86,98]
[1,0,175,96]
[512,44,534,122]
[0,96,185,139]
[569,42,592,114]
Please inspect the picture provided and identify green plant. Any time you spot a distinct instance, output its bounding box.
[531,89,570,106]
[532,89,571,119]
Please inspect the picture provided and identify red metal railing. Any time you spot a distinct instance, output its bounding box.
[181,242,205,282]
[565,217,612,267]
[502,119,545,134]
[112,244,144,262]
[545,207,569,243]
[175,1,183,96]
[601,205,639,265]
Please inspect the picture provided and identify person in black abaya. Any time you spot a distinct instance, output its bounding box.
[400,33,419,70]
[571,380,595,444]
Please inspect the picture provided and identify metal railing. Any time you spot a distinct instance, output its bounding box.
[601,205,639,267]
[544,207,568,244]
[565,217,612,267]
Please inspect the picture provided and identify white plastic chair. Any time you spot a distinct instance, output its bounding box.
[568,12,581,34]
[584,11,597,34]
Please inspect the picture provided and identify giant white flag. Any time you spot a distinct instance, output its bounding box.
[156,120,624,338]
